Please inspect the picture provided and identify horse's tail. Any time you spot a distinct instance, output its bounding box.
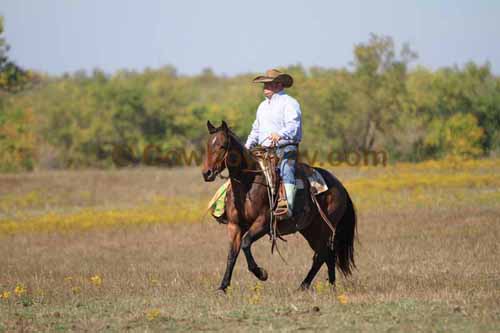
[334,190,357,276]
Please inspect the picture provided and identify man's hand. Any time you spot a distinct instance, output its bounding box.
[268,133,281,146]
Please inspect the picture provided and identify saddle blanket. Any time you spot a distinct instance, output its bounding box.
[208,168,329,218]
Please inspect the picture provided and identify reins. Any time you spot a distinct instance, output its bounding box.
[217,132,264,180]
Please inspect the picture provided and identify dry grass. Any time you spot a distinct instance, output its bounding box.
[0,161,499,331]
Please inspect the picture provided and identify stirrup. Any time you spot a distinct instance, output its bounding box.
[274,199,291,221]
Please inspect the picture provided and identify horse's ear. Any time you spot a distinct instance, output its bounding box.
[207,120,217,134]
[221,121,228,132]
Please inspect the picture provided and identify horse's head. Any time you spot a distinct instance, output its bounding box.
[202,120,231,182]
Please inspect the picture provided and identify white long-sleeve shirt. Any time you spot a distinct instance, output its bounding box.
[245,90,302,148]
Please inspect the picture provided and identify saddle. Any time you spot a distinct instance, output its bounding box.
[251,146,326,231]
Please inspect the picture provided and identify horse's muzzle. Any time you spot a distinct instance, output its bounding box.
[203,169,216,182]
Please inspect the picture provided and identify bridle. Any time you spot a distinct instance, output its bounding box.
[209,132,263,181]
[213,136,230,180]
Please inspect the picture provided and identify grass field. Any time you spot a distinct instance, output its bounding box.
[0,159,499,332]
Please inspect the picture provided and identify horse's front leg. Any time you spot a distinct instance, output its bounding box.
[241,218,269,281]
[218,223,242,292]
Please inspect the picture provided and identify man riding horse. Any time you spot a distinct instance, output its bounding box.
[245,69,301,220]
[203,69,356,292]
[209,69,302,221]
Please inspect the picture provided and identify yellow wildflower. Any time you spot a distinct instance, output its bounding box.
[146,309,161,321]
[71,286,81,294]
[90,275,102,286]
[14,284,26,297]
[1,291,10,299]
[337,294,348,304]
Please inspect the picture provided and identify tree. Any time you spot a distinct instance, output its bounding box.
[0,16,31,92]
[424,113,484,158]
[349,34,417,152]
[0,16,38,171]
[1,27,498,170]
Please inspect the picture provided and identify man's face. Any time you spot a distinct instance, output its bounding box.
[263,81,283,99]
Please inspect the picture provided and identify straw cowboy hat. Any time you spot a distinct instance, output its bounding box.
[252,69,293,88]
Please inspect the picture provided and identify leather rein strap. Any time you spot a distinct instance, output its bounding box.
[217,134,263,179]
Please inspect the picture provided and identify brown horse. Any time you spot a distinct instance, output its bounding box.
[202,120,356,292]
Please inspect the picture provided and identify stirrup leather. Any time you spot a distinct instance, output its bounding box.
[274,183,291,220]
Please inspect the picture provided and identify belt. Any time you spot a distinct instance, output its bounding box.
[277,142,299,148]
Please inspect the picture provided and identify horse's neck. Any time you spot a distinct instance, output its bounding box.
[227,142,263,214]
[227,136,258,180]
[227,147,256,192]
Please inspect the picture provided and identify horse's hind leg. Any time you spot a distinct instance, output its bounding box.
[325,243,336,286]
[299,251,326,290]
[298,215,333,290]
[218,223,242,292]
[241,219,268,281]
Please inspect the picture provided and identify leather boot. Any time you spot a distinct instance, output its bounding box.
[284,183,297,218]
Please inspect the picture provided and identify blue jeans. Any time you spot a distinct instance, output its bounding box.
[277,145,298,185]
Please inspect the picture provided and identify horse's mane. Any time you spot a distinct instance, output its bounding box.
[223,126,262,171]
[221,126,245,152]
[226,128,241,144]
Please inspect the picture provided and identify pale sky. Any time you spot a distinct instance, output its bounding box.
[1,0,499,76]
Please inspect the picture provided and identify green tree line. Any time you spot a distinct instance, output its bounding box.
[1,20,499,171]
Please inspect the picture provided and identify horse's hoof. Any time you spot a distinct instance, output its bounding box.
[298,283,310,291]
[257,268,268,281]
[215,287,227,295]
